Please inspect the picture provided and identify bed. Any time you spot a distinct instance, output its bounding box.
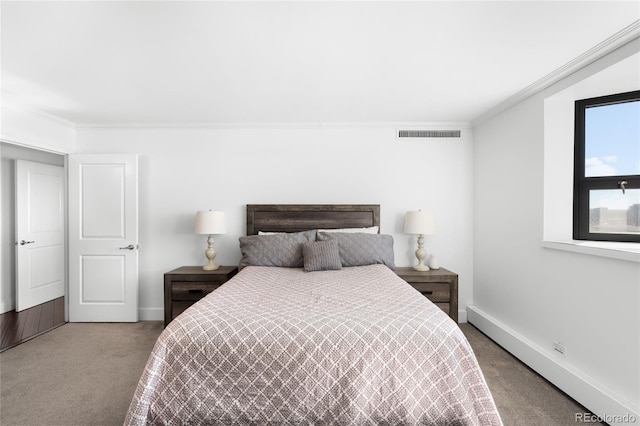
[125,204,502,425]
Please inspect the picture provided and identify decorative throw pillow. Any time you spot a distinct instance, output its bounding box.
[302,240,342,272]
[238,230,316,270]
[317,232,396,269]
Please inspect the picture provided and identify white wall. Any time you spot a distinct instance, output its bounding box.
[75,124,474,321]
[472,38,640,423]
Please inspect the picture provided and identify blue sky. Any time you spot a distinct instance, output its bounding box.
[586,99,640,210]
[585,100,640,178]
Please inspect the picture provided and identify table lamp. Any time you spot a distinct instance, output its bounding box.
[404,210,435,271]
[194,210,227,271]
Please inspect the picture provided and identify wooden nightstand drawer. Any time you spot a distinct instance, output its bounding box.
[410,282,450,302]
[432,302,450,313]
[394,267,459,323]
[172,301,198,318]
[164,266,238,327]
[172,282,219,301]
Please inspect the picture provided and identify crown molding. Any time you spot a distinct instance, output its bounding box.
[471,20,640,127]
[2,100,77,130]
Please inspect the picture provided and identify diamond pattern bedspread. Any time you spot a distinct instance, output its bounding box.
[125,265,502,425]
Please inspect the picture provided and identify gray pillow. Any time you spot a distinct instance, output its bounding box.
[238,230,316,271]
[302,240,342,272]
[317,232,396,269]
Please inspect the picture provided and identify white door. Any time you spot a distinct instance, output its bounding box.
[15,160,65,312]
[68,154,138,322]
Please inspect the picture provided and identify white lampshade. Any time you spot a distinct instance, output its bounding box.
[404,210,435,235]
[194,210,227,235]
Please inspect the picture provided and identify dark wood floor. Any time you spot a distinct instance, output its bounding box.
[0,296,65,352]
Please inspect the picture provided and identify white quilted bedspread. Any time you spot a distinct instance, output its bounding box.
[125,265,502,425]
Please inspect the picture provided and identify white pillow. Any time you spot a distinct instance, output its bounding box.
[317,226,379,234]
[259,226,378,235]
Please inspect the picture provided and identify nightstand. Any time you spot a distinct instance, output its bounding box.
[164,265,238,327]
[395,267,459,323]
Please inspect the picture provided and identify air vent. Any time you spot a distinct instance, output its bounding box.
[398,129,461,138]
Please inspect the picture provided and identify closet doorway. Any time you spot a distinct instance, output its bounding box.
[0,143,66,351]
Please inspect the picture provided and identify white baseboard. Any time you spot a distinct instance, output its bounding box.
[457,308,467,323]
[467,306,639,426]
[138,307,163,321]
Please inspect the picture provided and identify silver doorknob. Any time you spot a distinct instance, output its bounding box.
[18,240,35,245]
[119,244,136,250]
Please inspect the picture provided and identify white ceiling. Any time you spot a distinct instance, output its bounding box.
[1,1,639,126]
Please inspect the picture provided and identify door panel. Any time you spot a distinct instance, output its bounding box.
[28,245,64,289]
[81,164,126,238]
[69,154,138,322]
[15,160,65,312]
[81,255,126,302]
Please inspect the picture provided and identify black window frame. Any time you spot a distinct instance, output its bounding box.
[573,90,640,243]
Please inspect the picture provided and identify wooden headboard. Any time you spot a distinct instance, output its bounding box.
[246,204,380,235]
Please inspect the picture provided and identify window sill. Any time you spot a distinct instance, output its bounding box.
[542,240,640,263]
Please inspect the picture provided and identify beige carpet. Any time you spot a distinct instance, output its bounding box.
[1,322,161,426]
[461,324,603,426]
[0,321,603,425]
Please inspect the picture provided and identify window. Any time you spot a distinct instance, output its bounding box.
[573,90,640,242]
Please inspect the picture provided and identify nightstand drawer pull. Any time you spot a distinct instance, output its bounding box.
[410,283,450,302]
[172,282,218,300]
